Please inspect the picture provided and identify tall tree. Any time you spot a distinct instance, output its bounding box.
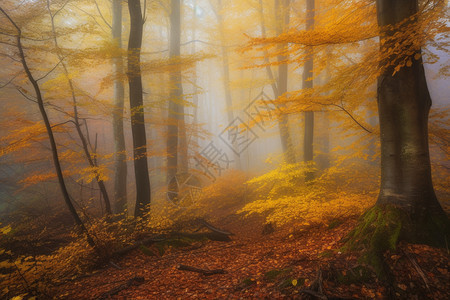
[128,0,151,217]
[214,0,241,169]
[375,0,447,225]
[275,0,296,164]
[0,6,96,247]
[167,0,186,185]
[112,0,128,214]
[46,0,112,215]
[346,0,449,273]
[303,0,315,181]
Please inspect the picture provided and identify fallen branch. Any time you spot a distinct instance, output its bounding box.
[177,264,226,276]
[97,276,145,299]
[112,236,166,257]
[112,220,232,258]
[197,218,233,236]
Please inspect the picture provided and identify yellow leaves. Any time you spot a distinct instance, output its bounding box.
[240,157,378,227]
[0,225,12,235]
[77,165,109,184]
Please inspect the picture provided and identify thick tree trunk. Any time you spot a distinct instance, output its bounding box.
[128,0,151,217]
[376,0,445,221]
[275,0,296,164]
[343,0,448,279]
[167,0,186,184]
[303,0,314,181]
[112,0,128,214]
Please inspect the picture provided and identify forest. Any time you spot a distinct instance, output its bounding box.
[0,0,449,299]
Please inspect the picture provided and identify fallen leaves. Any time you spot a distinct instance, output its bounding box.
[44,217,450,299]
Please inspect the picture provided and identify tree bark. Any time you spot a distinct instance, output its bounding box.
[112,0,128,214]
[375,0,447,238]
[128,0,151,217]
[167,0,186,184]
[303,0,315,181]
[275,0,296,165]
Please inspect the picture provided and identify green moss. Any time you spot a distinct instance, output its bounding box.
[139,245,157,256]
[318,250,334,258]
[327,219,343,230]
[278,277,305,289]
[264,267,292,281]
[343,204,449,279]
[343,205,405,278]
[241,277,256,287]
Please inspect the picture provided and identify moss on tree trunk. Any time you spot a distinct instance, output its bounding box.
[343,204,449,278]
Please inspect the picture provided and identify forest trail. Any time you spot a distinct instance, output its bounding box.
[53,217,449,299]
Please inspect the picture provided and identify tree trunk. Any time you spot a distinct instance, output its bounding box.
[345,1,448,268]
[167,0,186,185]
[303,0,314,181]
[112,0,128,214]
[216,0,241,169]
[376,0,446,222]
[191,0,200,158]
[275,0,296,164]
[128,0,151,217]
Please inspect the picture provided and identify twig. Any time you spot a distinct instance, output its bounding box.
[109,261,122,270]
[97,276,145,299]
[177,264,226,276]
[403,250,430,291]
[300,289,328,300]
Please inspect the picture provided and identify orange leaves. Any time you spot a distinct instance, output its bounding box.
[19,171,57,187]
[0,121,55,158]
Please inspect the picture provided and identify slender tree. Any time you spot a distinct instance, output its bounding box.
[127,0,151,217]
[0,6,96,247]
[275,0,296,164]
[112,0,128,214]
[167,0,186,185]
[46,0,112,215]
[303,0,315,181]
[213,0,241,169]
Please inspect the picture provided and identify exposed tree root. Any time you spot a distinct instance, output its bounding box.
[343,204,449,279]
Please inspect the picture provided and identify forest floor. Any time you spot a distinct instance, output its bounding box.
[52,215,450,300]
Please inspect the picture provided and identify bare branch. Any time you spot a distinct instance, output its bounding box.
[144,39,239,55]
[313,101,373,133]
[52,0,71,18]
[0,73,19,88]
[36,57,65,82]
[15,86,37,102]
[93,0,112,29]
